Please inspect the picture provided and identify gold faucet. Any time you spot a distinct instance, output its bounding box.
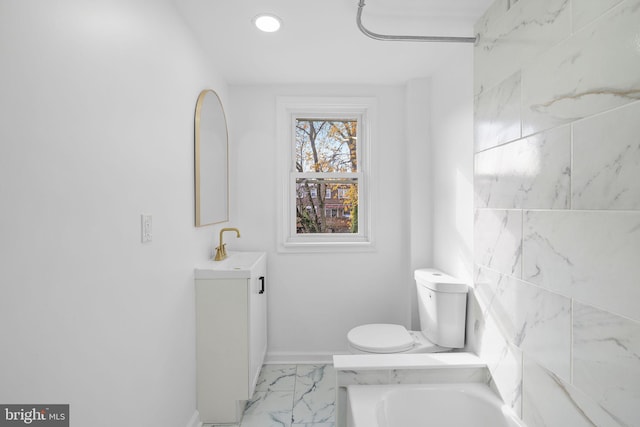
[214,227,241,261]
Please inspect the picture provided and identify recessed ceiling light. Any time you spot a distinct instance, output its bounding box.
[253,14,282,33]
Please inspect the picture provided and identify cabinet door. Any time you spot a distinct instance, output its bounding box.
[248,261,267,396]
[196,279,249,423]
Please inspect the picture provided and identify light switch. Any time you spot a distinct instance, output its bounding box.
[141,214,152,243]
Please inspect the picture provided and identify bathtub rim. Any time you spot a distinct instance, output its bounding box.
[346,382,525,427]
[333,352,523,427]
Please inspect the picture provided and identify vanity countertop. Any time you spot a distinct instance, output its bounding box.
[195,251,266,279]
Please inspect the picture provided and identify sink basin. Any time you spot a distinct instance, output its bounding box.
[195,251,266,279]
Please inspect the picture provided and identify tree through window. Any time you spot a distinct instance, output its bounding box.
[294,119,359,234]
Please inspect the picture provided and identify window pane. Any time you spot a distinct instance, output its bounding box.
[295,119,357,173]
[295,178,358,234]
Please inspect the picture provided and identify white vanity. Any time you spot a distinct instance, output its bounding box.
[195,251,267,425]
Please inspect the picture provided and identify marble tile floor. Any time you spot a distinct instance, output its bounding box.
[207,364,336,427]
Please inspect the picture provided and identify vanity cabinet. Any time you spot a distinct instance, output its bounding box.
[195,252,267,425]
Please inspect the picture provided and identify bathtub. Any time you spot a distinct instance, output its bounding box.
[347,382,524,427]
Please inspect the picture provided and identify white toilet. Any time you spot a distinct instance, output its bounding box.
[347,268,468,354]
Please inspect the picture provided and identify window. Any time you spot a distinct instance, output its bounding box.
[295,118,357,234]
[277,97,376,251]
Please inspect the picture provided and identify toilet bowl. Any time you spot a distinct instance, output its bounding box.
[347,269,468,354]
[347,324,448,354]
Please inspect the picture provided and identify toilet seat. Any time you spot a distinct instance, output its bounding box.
[347,324,415,353]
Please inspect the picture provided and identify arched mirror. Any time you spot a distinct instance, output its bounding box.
[195,89,229,226]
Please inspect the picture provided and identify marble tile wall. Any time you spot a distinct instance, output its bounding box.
[572,102,640,210]
[473,0,640,426]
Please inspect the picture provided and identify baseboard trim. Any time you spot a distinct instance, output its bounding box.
[265,351,348,365]
[185,410,201,427]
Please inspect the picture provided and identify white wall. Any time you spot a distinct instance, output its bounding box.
[228,84,414,360]
[405,79,434,329]
[0,1,225,426]
[429,52,475,284]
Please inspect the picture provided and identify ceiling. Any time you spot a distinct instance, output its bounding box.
[175,0,493,85]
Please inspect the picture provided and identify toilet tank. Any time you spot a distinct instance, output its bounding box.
[415,269,468,349]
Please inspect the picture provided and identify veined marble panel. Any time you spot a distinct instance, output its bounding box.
[466,289,484,357]
[474,0,509,49]
[335,370,389,386]
[242,365,336,427]
[474,0,570,96]
[255,364,297,392]
[474,0,509,94]
[335,367,489,386]
[521,0,640,136]
[522,210,640,322]
[474,305,523,415]
[473,265,501,315]
[337,366,489,387]
[474,209,522,277]
[390,367,489,384]
[292,365,335,425]
[475,126,571,209]
[472,270,522,415]
[475,267,571,380]
[242,390,294,427]
[573,303,640,427]
[572,101,640,210]
[522,357,620,427]
[572,0,623,32]
[475,72,521,152]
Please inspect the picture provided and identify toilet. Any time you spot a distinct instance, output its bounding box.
[347,268,468,354]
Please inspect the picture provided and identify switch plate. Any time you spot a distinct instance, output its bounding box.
[141,214,152,243]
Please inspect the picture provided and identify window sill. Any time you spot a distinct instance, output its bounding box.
[278,239,376,253]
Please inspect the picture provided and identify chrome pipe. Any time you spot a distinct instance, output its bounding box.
[356,0,477,44]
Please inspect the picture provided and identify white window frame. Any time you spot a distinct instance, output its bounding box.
[277,96,376,252]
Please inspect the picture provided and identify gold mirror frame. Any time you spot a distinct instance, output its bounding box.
[195,89,229,226]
